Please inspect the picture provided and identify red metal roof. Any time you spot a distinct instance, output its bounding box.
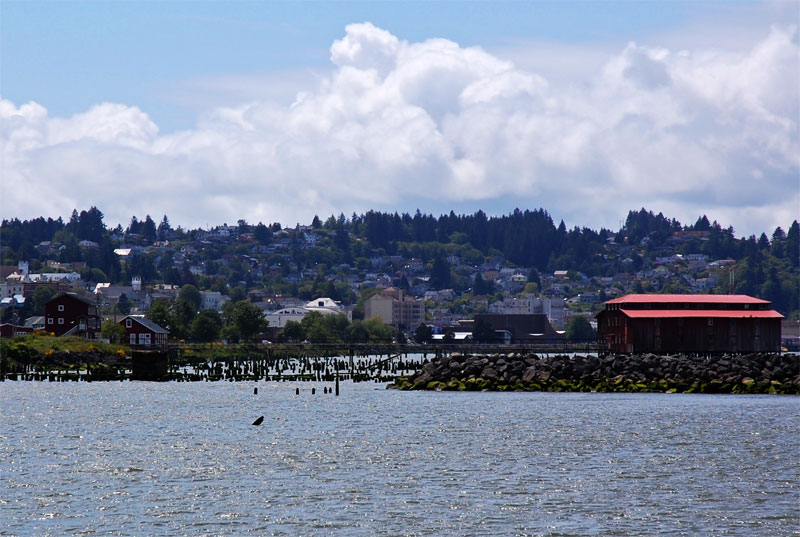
[606,294,769,305]
[622,310,783,319]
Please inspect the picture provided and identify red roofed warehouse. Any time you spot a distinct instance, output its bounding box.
[596,294,782,354]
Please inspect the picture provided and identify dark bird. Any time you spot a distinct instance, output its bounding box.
[252,416,264,426]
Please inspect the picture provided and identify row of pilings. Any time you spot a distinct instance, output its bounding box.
[388,352,800,394]
[0,346,432,383]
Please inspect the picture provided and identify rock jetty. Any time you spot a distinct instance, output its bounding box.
[388,353,800,394]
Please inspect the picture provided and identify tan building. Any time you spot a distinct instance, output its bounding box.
[365,287,425,332]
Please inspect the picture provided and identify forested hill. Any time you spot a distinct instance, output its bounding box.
[1,207,798,316]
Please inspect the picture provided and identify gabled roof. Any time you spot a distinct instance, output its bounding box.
[48,292,97,307]
[120,315,168,334]
[606,294,769,305]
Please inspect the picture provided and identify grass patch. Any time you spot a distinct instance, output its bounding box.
[2,334,128,358]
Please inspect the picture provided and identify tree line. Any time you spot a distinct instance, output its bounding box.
[2,206,798,317]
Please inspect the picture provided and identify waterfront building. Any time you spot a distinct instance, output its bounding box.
[596,294,783,354]
[44,292,100,339]
[119,315,169,348]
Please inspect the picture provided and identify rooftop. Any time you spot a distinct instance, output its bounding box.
[606,294,769,305]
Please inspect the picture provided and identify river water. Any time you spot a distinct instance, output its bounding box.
[1,381,798,536]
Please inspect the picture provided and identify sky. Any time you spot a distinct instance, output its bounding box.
[1,1,798,237]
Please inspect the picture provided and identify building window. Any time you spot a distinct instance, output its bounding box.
[708,319,714,326]
[130,333,136,345]
[126,319,132,328]
[58,318,64,325]
[48,317,54,325]
[58,305,64,312]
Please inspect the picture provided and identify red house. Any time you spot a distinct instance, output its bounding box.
[44,292,100,339]
[119,316,169,348]
[597,294,783,354]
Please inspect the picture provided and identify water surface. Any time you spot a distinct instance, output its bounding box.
[1,381,798,536]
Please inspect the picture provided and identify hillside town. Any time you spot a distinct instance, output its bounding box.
[1,207,798,350]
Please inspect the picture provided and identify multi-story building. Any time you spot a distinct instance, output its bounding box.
[44,292,100,339]
[365,287,425,332]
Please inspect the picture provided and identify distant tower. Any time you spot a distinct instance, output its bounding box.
[132,276,142,292]
[18,260,29,276]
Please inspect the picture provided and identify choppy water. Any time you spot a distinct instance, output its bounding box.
[1,381,798,536]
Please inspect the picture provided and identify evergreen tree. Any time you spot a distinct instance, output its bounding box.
[157,215,171,241]
[141,215,157,243]
[413,324,433,344]
[127,216,140,235]
[430,255,451,289]
[191,310,222,342]
[566,316,595,341]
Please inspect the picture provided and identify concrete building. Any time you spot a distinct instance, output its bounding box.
[264,297,350,329]
[487,295,566,330]
[364,287,425,332]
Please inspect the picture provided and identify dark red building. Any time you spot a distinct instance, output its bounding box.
[44,292,100,339]
[0,323,32,338]
[597,294,782,354]
[119,316,168,348]
[473,313,563,344]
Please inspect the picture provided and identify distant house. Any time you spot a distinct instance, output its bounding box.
[201,291,222,311]
[44,292,100,339]
[24,316,46,331]
[0,323,32,338]
[119,316,168,348]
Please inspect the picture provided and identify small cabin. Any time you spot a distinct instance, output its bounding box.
[119,316,169,348]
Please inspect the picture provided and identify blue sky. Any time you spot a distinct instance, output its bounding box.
[1,1,797,235]
[4,1,693,132]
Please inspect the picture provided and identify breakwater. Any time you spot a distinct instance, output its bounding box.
[388,352,800,394]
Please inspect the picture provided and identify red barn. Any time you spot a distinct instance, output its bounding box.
[119,316,168,348]
[44,292,100,339]
[596,294,782,354]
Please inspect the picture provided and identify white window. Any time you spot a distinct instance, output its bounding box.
[58,305,64,312]
[130,333,136,345]
[58,318,64,325]
[126,319,132,328]
[139,333,151,346]
[47,317,54,325]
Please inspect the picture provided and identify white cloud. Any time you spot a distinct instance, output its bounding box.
[1,22,798,236]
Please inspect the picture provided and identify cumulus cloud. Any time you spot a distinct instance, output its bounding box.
[1,22,798,236]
